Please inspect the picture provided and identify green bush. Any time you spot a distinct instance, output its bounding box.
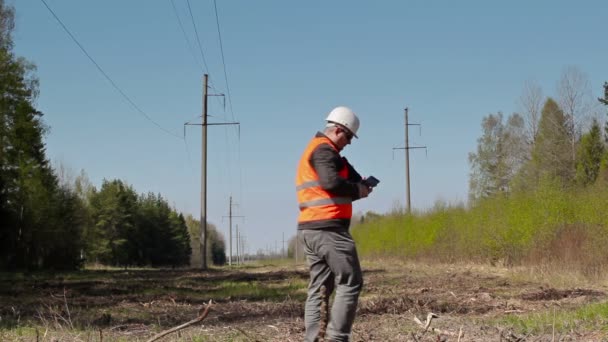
[351,178,608,276]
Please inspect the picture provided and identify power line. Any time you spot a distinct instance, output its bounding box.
[181,1,244,219]
[180,0,223,107]
[212,0,244,213]
[170,0,205,74]
[185,0,210,75]
[211,0,235,197]
[39,0,182,139]
[212,0,235,122]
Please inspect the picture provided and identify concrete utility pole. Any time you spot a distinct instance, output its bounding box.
[201,74,209,269]
[229,196,232,266]
[236,227,240,265]
[224,196,244,266]
[184,74,239,269]
[393,107,427,214]
[236,224,240,266]
[240,234,246,263]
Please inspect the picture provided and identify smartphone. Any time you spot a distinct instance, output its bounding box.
[364,176,380,188]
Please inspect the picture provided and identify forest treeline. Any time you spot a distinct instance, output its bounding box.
[0,1,225,270]
[353,70,608,276]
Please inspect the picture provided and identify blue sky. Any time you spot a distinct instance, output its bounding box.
[11,1,608,255]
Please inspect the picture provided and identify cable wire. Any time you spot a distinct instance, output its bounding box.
[39,0,182,139]
[186,0,210,75]
[170,0,205,74]
[213,0,235,122]
[180,0,222,107]
[212,0,243,210]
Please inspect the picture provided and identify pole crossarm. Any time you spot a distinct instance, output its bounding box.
[393,146,427,150]
[185,122,240,126]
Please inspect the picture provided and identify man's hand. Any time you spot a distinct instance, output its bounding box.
[357,182,372,198]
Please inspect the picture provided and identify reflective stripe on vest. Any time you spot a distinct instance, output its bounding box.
[298,197,352,209]
[295,180,321,191]
[295,136,352,223]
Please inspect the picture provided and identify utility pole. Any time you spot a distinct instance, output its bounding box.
[238,233,245,264]
[239,233,245,264]
[282,232,285,258]
[229,196,232,266]
[393,107,427,214]
[236,224,240,266]
[184,74,239,269]
[223,196,244,266]
[200,74,209,269]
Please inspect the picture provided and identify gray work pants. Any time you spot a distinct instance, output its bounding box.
[301,229,363,342]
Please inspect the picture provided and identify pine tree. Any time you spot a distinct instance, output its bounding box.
[89,180,138,266]
[529,98,573,185]
[600,82,608,144]
[575,119,604,186]
[599,82,607,106]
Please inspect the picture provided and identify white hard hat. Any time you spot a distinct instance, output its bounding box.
[326,106,360,138]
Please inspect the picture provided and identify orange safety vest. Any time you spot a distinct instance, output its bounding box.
[296,136,352,223]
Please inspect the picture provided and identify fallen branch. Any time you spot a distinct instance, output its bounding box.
[413,313,461,337]
[146,300,212,342]
[504,309,525,314]
[413,313,438,333]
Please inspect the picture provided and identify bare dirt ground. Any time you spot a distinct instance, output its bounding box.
[1,260,607,341]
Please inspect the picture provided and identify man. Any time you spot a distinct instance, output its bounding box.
[295,106,373,342]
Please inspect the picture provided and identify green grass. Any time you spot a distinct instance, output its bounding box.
[246,258,301,267]
[209,279,307,300]
[137,277,307,301]
[498,301,608,335]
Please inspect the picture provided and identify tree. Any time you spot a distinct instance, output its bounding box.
[518,80,544,145]
[165,210,191,267]
[0,0,85,270]
[575,119,604,186]
[0,0,14,50]
[287,234,304,260]
[599,82,608,144]
[185,214,225,266]
[557,66,596,169]
[88,180,138,266]
[468,112,527,202]
[529,98,573,184]
[208,224,226,265]
[599,82,608,106]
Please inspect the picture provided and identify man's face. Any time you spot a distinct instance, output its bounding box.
[336,127,354,151]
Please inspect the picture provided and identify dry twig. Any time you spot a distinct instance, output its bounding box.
[145,300,212,342]
[413,313,461,337]
[62,288,74,330]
